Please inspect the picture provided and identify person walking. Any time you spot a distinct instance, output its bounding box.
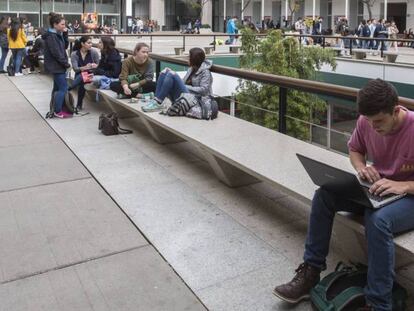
[42,12,71,118]
[0,16,8,73]
[7,17,27,76]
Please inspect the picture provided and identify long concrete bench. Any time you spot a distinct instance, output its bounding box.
[96,89,414,277]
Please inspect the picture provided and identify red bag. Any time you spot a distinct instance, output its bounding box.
[81,71,93,83]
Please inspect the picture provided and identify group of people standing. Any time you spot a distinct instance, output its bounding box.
[43,12,213,118]
[0,16,44,76]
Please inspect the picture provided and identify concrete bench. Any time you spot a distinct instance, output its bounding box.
[383,51,398,63]
[352,49,370,59]
[174,47,184,56]
[229,46,241,54]
[204,46,214,55]
[96,88,414,277]
[332,47,343,56]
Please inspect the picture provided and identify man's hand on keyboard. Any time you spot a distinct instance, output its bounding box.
[357,165,381,183]
[370,178,408,196]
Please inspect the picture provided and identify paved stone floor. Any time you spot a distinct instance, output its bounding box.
[2,72,413,310]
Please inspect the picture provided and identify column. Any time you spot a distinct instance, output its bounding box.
[261,0,264,22]
[201,0,213,26]
[285,0,288,22]
[313,0,316,19]
[149,0,165,27]
[384,0,388,20]
[345,0,349,19]
[241,0,244,20]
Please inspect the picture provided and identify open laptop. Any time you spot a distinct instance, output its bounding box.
[296,154,406,209]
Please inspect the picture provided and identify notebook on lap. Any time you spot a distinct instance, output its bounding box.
[296,154,406,209]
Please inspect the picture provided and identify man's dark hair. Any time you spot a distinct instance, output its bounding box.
[357,79,399,116]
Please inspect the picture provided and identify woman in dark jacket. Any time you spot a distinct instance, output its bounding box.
[42,12,70,118]
[92,36,121,87]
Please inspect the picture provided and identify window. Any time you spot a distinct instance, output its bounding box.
[327,0,332,30]
[10,0,40,11]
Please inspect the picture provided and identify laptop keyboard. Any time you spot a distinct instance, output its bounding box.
[363,188,392,202]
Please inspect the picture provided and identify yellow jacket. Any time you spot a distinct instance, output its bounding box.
[7,28,27,49]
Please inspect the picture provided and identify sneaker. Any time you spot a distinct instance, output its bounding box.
[54,111,72,119]
[141,99,163,112]
[273,262,321,304]
[14,72,23,77]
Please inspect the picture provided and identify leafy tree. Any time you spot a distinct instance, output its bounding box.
[185,0,210,19]
[287,0,305,24]
[236,28,337,140]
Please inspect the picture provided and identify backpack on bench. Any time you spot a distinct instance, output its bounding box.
[311,262,407,311]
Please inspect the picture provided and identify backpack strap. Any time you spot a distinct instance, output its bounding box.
[331,286,365,311]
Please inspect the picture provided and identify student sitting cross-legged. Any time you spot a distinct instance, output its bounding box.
[92,36,121,89]
[142,47,212,112]
[109,42,156,98]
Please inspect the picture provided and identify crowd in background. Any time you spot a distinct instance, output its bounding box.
[127,17,159,34]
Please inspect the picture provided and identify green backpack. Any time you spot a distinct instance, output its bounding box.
[310,262,408,311]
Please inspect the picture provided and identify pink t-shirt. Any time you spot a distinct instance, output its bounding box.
[348,107,414,181]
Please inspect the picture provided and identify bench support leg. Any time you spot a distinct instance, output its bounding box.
[201,149,260,187]
[101,96,139,119]
[140,117,185,144]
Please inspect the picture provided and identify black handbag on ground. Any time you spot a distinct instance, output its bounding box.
[98,112,133,136]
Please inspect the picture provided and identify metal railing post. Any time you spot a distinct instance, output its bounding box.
[156,60,161,80]
[278,87,287,134]
[350,39,353,55]
[230,96,235,117]
[150,35,153,52]
[322,36,326,48]
[380,40,384,58]
[327,102,332,150]
[183,35,185,51]
[213,35,216,51]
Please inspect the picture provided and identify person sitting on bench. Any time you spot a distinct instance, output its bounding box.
[141,47,212,112]
[273,79,414,311]
[68,36,100,110]
[110,42,156,98]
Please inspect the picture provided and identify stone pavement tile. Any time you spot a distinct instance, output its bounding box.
[0,178,147,283]
[50,115,129,148]
[0,100,40,122]
[116,181,287,291]
[248,182,289,201]
[0,246,207,311]
[0,141,90,192]
[197,263,313,311]
[0,119,57,148]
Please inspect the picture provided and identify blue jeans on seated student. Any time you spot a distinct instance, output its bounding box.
[52,73,68,113]
[304,188,414,311]
[70,73,86,109]
[155,71,188,102]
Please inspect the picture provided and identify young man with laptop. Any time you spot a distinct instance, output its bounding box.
[273,79,414,311]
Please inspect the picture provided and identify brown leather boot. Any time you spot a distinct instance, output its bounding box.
[273,262,321,304]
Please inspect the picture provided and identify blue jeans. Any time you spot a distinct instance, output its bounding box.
[69,73,86,109]
[52,73,68,113]
[304,188,414,311]
[11,48,24,73]
[155,71,188,102]
[0,47,8,71]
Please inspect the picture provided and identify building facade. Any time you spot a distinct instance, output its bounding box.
[0,0,412,33]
